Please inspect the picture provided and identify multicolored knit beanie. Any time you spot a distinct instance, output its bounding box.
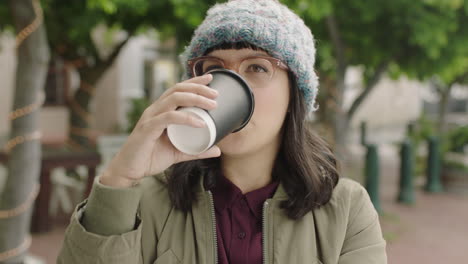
[179,0,319,113]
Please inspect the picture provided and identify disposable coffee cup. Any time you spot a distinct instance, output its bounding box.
[167,69,255,155]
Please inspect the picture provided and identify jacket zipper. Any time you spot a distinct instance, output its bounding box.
[262,200,270,264]
[209,192,271,264]
[208,191,218,264]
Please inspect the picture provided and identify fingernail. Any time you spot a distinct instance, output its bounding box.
[209,100,217,107]
[210,89,219,96]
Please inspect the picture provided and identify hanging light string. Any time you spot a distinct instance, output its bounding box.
[15,0,43,48]
[59,52,99,150]
[18,0,99,151]
[0,0,43,261]
[4,0,45,154]
[0,184,40,220]
[0,236,32,262]
[4,91,45,153]
[66,80,97,151]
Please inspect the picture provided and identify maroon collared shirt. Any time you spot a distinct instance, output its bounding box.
[210,175,279,264]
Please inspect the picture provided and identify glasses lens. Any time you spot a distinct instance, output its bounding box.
[193,59,224,76]
[239,58,275,88]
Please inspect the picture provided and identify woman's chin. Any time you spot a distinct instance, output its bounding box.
[217,132,251,156]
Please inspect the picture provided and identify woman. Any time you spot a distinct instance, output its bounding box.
[58,0,387,263]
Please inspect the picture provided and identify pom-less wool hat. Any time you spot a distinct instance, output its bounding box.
[180,0,319,112]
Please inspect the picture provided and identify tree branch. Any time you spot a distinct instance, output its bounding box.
[430,77,444,95]
[325,14,347,81]
[452,71,468,86]
[347,60,390,121]
[80,33,133,84]
[105,33,132,67]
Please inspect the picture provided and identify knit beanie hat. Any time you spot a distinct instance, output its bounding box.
[179,0,319,113]
[180,0,318,112]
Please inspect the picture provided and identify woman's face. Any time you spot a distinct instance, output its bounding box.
[205,48,290,156]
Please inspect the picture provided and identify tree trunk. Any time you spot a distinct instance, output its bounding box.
[436,71,468,137]
[333,111,349,148]
[437,85,451,136]
[325,15,348,154]
[325,68,387,159]
[68,37,131,149]
[0,0,50,263]
[324,15,390,154]
[68,67,103,149]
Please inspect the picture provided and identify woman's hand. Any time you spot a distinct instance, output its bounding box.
[100,74,221,188]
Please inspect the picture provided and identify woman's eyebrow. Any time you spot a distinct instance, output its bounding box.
[248,52,269,58]
[240,52,270,59]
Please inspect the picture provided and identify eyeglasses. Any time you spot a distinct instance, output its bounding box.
[188,55,289,88]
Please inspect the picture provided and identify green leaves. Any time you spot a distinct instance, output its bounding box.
[397,0,468,84]
[87,0,150,15]
[408,3,457,59]
[2,0,225,67]
[0,4,11,32]
[286,0,332,21]
[287,0,468,86]
[87,0,118,14]
[169,0,214,27]
[1,0,466,87]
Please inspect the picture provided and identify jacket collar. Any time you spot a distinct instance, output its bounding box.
[196,169,288,200]
[271,182,288,200]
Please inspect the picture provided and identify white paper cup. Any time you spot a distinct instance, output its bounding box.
[167,69,254,156]
[167,107,217,155]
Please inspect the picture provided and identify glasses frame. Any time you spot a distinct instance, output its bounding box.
[188,55,289,78]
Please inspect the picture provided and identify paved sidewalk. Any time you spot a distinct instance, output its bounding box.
[345,144,468,264]
[30,223,67,264]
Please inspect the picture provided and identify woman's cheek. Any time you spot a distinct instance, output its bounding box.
[252,90,271,114]
[254,92,284,120]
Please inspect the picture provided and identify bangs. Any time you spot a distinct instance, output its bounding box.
[203,41,267,55]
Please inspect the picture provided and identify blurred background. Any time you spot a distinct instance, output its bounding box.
[0,0,467,263]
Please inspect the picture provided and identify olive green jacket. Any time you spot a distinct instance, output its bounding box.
[57,174,387,264]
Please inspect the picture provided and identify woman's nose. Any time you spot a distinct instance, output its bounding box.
[222,61,240,74]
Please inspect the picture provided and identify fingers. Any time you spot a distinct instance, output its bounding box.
[158,81,218,102]
[143,74,217,118]
[139,110,222,162]
[139,110,207,133]
[181,73,213,84]
[156,91,218,114]
[158,74,214,101]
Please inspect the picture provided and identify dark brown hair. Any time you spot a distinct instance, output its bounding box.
[165,42,340,219]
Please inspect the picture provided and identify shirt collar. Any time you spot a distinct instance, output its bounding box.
[244,180,279,219]
[210,174,279,219]
[198,157,290,201]
[211,173,242,212]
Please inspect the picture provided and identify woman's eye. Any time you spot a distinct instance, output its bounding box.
[248,64,268,73]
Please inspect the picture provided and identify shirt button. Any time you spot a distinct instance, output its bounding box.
[238,232,246,239]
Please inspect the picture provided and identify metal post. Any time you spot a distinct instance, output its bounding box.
[360,121,368,146]
[406,121,415,137]
[365,144,382,213]
[398,139,415,204]
[425,136,444,193]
